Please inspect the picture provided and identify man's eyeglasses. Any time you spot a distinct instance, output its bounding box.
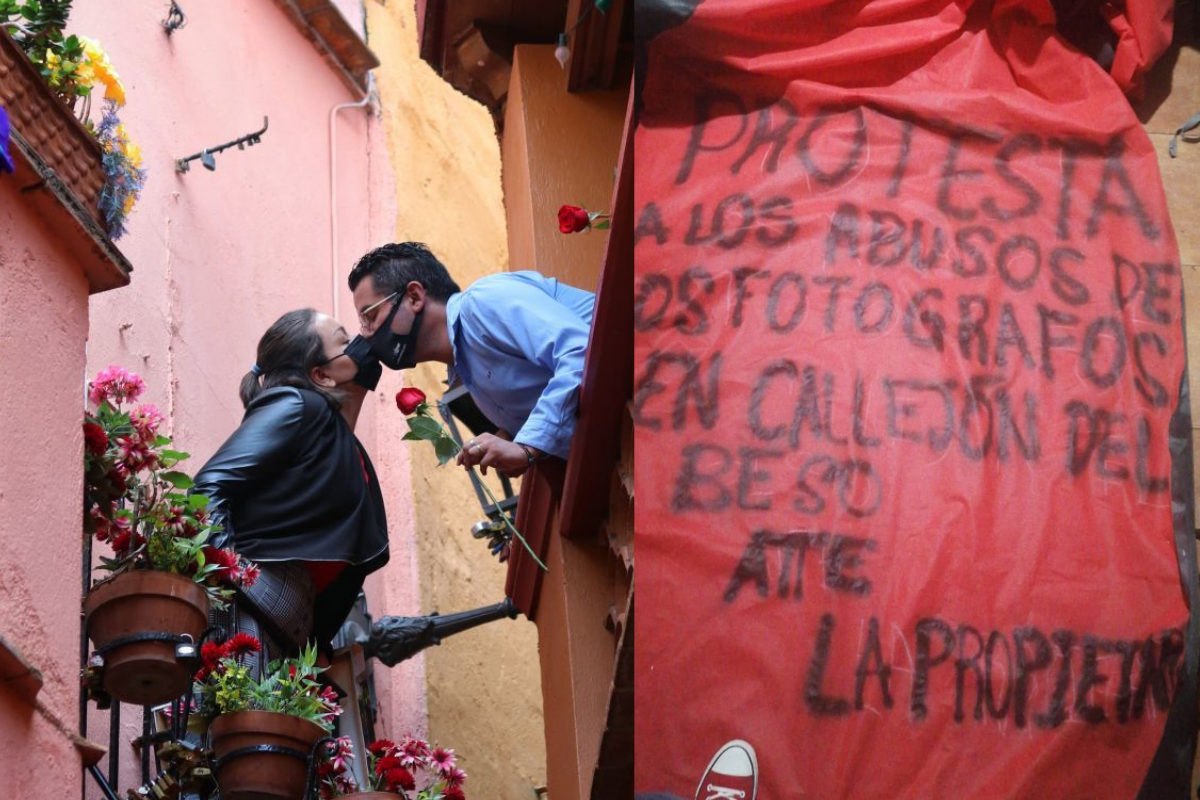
[358,291,399,328]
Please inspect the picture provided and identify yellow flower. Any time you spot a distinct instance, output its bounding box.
[80,37,126,106]
[104,77,125,105]
[124,142,143,170]
[75,60,96,87]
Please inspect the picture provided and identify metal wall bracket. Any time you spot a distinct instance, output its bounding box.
[175,117,268,173]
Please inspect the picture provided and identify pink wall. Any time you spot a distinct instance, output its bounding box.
[0,1,422,795]
[0,174,93,798]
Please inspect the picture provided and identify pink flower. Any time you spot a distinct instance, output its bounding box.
[326,737,355,774]
[130,403,165,437]
[444,767,467,787]
[202,546,244,585]
[89,366,146,407]
[162,505,188,535]
[238,563,260,588]
[399,735,430,767]
[319,685,343,719]
[116,436,151,470]
[109,463,129,493]
[430,747,456,773]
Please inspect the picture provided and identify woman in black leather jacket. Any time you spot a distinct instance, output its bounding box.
[192,308,389,673]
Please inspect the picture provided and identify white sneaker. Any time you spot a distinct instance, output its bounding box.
[694,739,758,800]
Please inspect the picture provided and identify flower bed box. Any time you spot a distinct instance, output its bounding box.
[0,29,105,223]
[0,29,130,293]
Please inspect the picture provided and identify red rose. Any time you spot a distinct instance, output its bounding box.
[395,387,427,415]
[83,422,109,457]
[558,204,590,233]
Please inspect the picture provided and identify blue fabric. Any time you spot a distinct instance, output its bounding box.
[446,271,595,460]
[0,106,14,174]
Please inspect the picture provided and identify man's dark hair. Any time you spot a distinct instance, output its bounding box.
[347,242,462,301]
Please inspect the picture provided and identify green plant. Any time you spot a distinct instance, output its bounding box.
[0,0,71,49]
[84,366,258,609]
[193,639,344,731]
[396,387,546,570]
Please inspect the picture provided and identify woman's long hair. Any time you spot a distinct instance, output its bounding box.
[239,309,342,409]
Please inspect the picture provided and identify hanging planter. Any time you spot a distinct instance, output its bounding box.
[210,710,327,800]
[82,365,259,706]
[82,569,209,705]
[0,28,105,222]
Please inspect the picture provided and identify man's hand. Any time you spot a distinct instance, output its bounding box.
[456,433,538,478]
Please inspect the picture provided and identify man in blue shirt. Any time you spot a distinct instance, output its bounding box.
[347,242,595,477]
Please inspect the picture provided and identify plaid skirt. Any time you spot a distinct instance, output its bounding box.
[209,561,315,678]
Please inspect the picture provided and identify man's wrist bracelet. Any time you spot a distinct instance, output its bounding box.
[519,443,540,465]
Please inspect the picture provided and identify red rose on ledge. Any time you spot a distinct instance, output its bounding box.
[558,204,590,233]
[558,204,611,234]
[396,387,427,415]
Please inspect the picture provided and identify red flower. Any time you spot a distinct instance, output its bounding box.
[109,463,129,494]
[395,387,427,415]
[224,633,261,660]
[383,767,415,792]
[203,546,239,571]
[367,739,395,754]
[110,530,133,555]
[83,423,109,457]
[375,755,403,776]
[239,563,260,588]
[445,786,466,800]
[558,204,590,233]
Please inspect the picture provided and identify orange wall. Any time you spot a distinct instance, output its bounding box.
[501,44,631,800]
[503,45,628,293]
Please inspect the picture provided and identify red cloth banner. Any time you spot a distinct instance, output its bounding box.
[634,1,1197,797]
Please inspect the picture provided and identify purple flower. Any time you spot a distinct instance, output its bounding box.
[0,105,14,175]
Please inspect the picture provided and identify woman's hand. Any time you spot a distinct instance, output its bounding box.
[456,433,538,478]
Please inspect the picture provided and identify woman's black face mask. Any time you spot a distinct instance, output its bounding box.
[343,299,423,389]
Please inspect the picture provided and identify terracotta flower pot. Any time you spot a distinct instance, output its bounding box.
[83,569,209,705]
[210,710,327,800]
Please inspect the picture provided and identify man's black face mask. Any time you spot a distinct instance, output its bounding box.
[345,299,423,384]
